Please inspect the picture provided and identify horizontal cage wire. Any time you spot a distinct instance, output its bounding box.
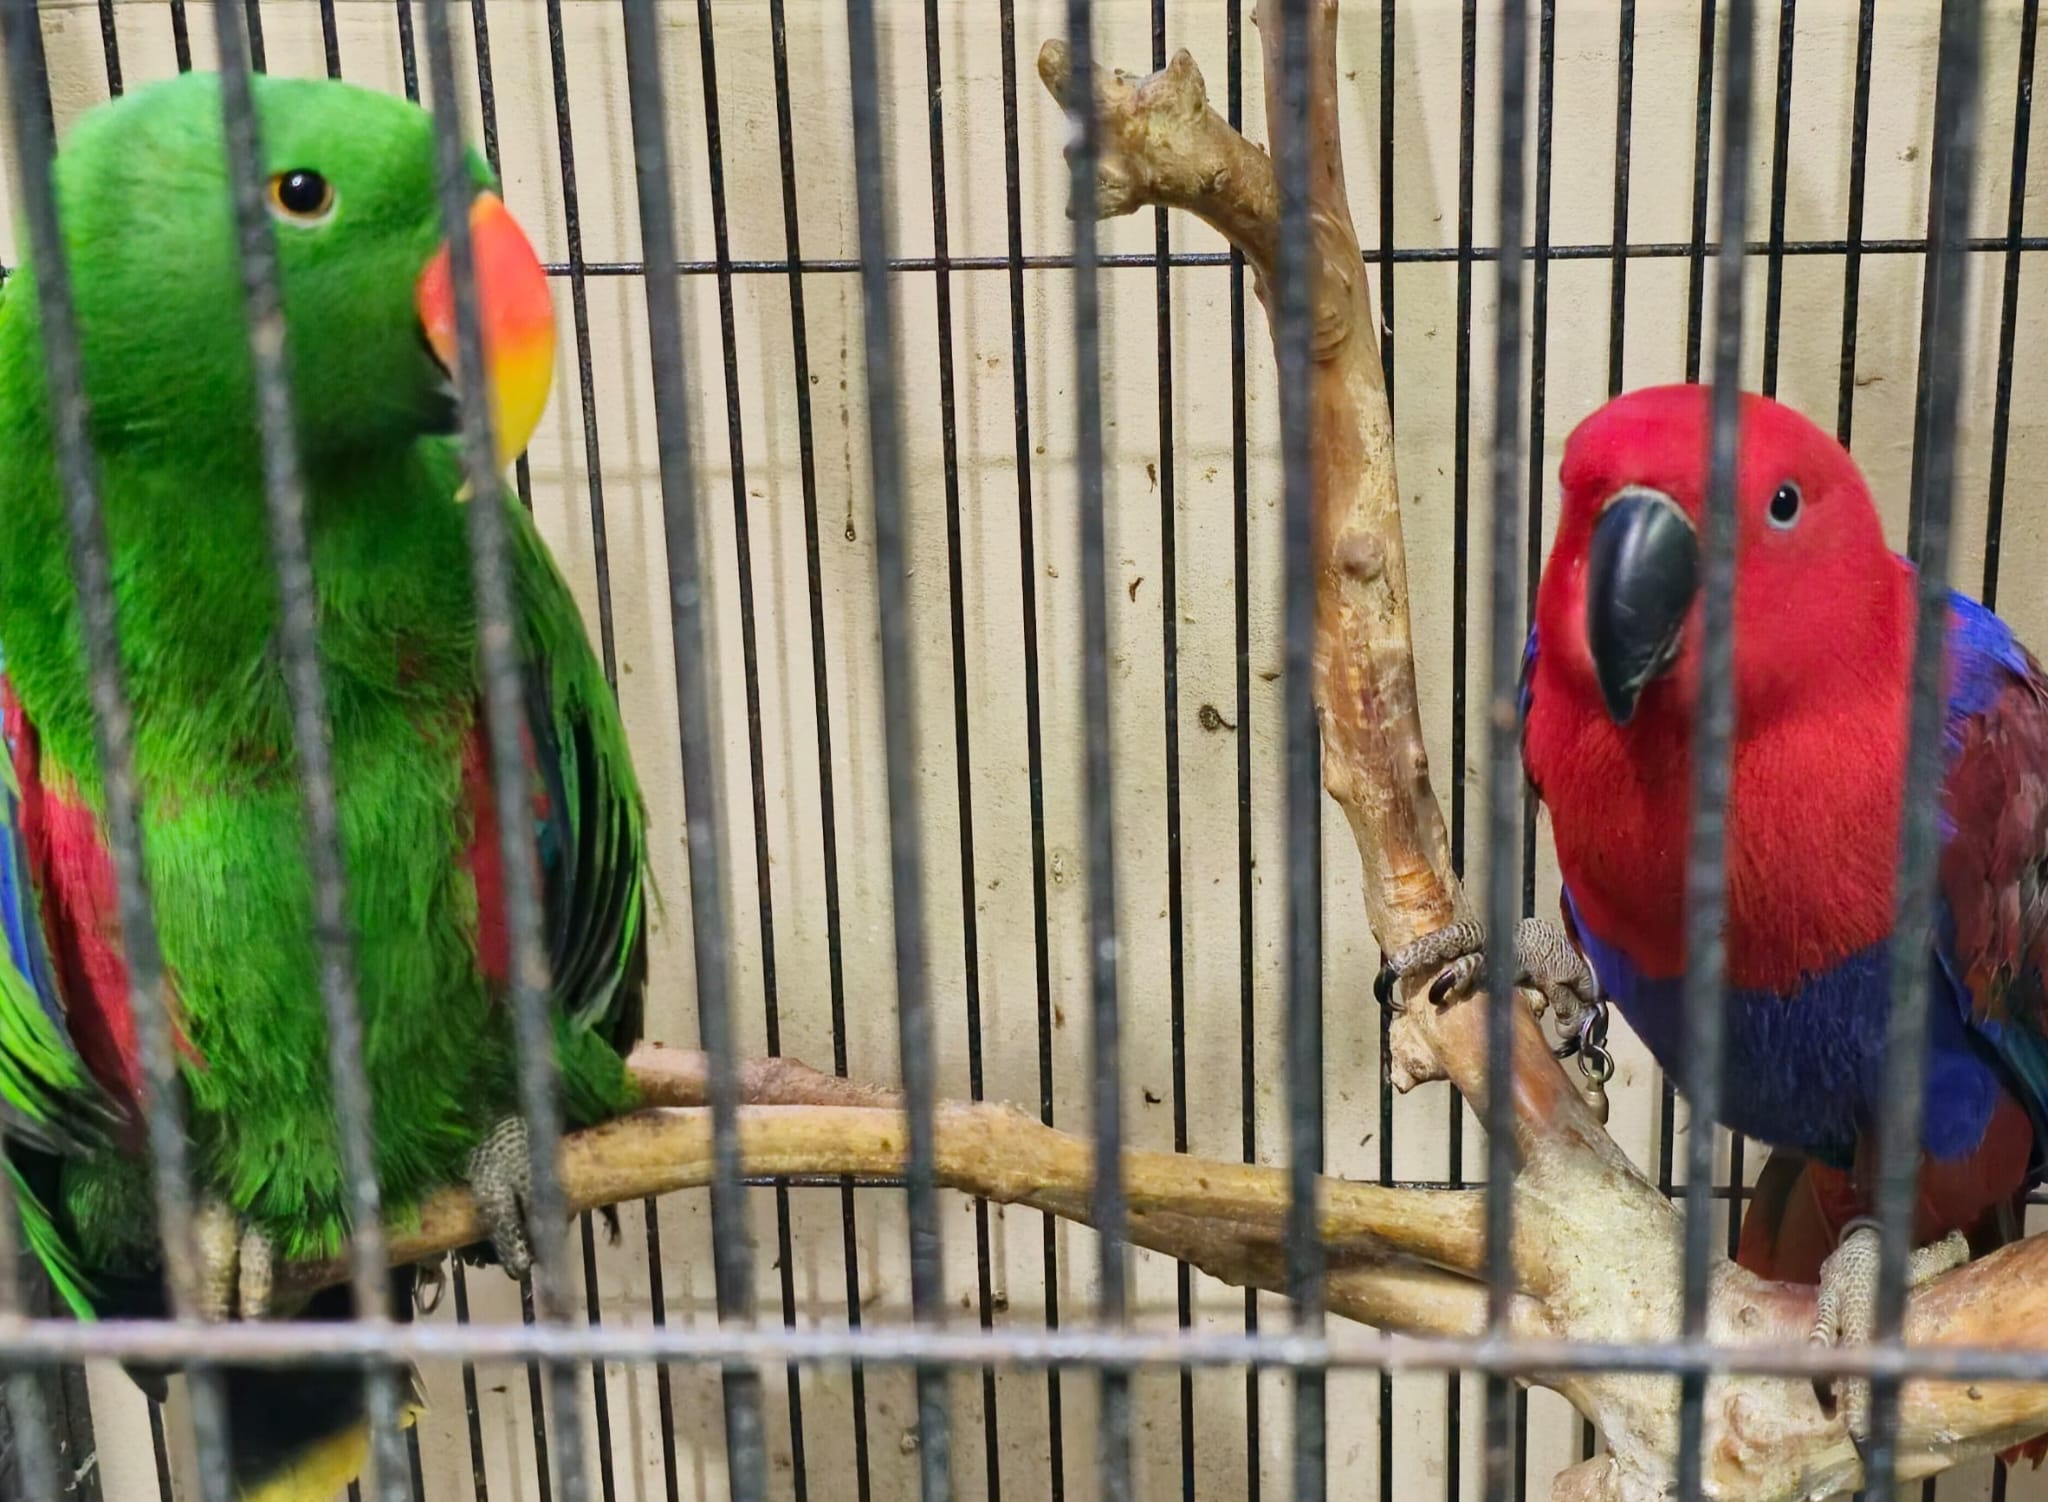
[0,3,2034,1502]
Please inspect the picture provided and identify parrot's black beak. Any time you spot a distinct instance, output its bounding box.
[1585,487,1699,726]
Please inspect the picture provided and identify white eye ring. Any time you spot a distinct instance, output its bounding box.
[1767,480,1802,530]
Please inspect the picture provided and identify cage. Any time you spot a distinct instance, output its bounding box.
[0,1,2040,1501]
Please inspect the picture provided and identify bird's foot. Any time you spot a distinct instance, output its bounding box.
[1810,1222,1970,1450]
[1375,917,1599,1028]
[191,1198,274,1321]
[414,1255,449,1316]
[467,1116,535,1282]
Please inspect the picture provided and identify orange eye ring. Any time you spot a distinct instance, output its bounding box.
[267,169,336,224]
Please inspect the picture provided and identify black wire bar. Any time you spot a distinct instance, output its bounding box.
[1271,9,1326,1502]
[614,10,771,1502]
[1484,0,1529,1493]
[538,234,2048,283]
[842,7,953,1502]
[763,3,877,1500]
[10,1318,2048,1384]
[206,4,410,1499]
[1867,2,1988,1497]
[1675,1,1753,1497]
[417,3,600,1499]
[1062,5,1135,1502]
[687,7,806,1501]
[994,3,1071,1497]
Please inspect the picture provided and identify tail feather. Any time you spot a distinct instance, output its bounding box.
[225,1267,425,1502]
[231,1348,426,1502]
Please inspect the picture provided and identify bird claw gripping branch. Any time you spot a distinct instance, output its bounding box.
[1375,918,1614,1121]
[1810,1223,1970,1453]
[193,1198,276,1321]
[466,1116,536,1282]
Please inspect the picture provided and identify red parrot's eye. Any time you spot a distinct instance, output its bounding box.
[1767,481,1803,530]
[267,170,336,224]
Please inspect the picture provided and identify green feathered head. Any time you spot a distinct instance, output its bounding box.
[8,70,554,469]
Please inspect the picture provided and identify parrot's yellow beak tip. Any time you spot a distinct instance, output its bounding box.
[416,191,556,475]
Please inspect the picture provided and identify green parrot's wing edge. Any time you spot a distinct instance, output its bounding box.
[506,499,648,1125]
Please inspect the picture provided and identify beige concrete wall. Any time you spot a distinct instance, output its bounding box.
[6,2,2047,1498]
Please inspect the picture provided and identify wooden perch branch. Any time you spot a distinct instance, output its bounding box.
[278,1044,1496,1336]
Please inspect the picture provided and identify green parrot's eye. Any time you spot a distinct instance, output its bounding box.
[268,170,336,224]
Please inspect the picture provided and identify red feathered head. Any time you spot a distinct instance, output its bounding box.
[1535,383,1904,731]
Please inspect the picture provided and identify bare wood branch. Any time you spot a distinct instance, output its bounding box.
[276,1046,1495,1333]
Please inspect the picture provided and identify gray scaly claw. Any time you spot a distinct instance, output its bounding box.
[468,1116,535,1282]
[1376,917,1600,1026]
[1810,1222,1969,1447]
[192,1199,275,1321]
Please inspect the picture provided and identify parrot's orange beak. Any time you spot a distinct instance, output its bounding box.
[415,192,556,472]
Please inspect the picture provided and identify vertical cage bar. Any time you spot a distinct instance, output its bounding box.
[1227,6,1264,1500]
[1758,0,1797,400]
[1606,0,1634,400]
[1517,3,1559,1487]
[1060,5,1134,1502]
[1657,0,1721,1245]
[169,0,192,72]
[1834,0,1876,445]
[1271,8,1325,1502]
[1980,0,2036,610]
[457,9,593,1494]
[687,10,806,1499]
[762,6,874,1500]
[93,0,120,94]
[995,7,1069,1495]
[1865,2,1986,1494]
[1446,1,1477,1480]
[1715,0,1799,1269]
[319,0,342,79]
[1373,0,1398,1486]
[841,7,954,1502]
[1676,1,1754,1497]
[463,1,534,516]
[914,6,1007,1499]
[1681,0,1718,386]
[1519,0,1556,927]
[0,6,237,1498]
[450,1262,495,1502]
[241,0,264,73]
[613,9,771,1502]
[417,4,588,1497]
[207,5,411,1497]
[395,1,420,103]
[1145,1,1198,1493]
[1483,0,1529,1496]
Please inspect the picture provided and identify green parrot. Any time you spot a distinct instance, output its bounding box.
[0,69,647,1499]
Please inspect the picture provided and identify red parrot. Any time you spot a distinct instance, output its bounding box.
[1383,384,2048,1459]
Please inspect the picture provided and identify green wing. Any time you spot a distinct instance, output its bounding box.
[505,501,648,1124]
